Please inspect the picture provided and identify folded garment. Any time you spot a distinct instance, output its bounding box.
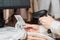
[27,32,54,40]
[0,26,26,40]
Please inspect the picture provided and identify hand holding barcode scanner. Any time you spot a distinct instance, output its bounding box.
[32,10,52,33]
[32,10,56,38]
[38,10,56,39]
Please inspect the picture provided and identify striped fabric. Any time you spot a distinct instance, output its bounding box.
[0,0,30,8]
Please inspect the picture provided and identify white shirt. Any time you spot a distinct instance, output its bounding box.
[0,26,26,40]
[50,21,60,35]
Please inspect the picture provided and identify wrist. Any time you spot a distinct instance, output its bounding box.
[50,20,57,28]
[44,20,55,29]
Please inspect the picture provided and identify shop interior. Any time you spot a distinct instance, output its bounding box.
[0,0,60,40]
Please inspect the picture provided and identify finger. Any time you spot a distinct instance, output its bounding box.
[28,33,45,38]
[40,21,46,25]
[39,18,43,21]
[25,24,39,30]
[27,38,46,40]
[39,16,47,21]
[32,26,39,30]
[39,18,47,24]
[26,39,31,40]
[27,36,46,40]
[47,15,53,18]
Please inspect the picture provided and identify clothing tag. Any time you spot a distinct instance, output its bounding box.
[14,15,26,29]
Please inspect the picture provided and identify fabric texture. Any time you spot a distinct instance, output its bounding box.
[0,15,26,40]
[0,0,30,8]
[51,21,60,35]
[38,0,60,19]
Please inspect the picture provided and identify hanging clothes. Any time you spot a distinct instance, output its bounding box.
[38,0,60,19]
[3,9,14,24]
[33,0,39,12]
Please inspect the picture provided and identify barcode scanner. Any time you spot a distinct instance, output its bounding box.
[32,10,47,18]
[31,10,47,24]
[32,10,52,34]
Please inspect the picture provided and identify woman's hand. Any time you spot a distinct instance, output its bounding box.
[39,15,55,29]
[27,34,47,40]
[25,24,39,32]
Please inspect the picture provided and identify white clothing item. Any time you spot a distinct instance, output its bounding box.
[0,27,26,40]
[34,0,39,12]
[50,21,60,36]
[39,25,56,39]
[38,0,50,10]
[38,0,60,19]
[14,15,26,29]
[0,15,26,40]
[39,25,48,35]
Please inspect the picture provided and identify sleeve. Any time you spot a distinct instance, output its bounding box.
[50,21,60,35]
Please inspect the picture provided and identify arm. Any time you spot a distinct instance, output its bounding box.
[50,21,60,35]
[39,15,60,35]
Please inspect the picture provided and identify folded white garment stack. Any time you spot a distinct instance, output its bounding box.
[0,15,26,40]
[0,27,26,40]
